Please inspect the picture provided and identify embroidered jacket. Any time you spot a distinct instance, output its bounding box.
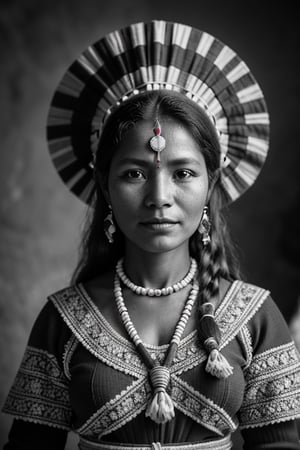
[3,281,300,446]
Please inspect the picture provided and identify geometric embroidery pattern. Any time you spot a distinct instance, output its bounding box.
[2,346,72,430]
[239,341,300,428]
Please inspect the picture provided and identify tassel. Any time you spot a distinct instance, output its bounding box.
[204,338,233,378]
[199,303,233,379]
[145,389,175,424]
[145,366,175,424]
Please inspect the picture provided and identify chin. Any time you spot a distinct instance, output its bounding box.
[135,237,189,254]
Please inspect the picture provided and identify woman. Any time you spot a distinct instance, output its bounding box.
[2,20,300,450]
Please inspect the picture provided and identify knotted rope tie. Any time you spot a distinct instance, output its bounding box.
[145,366,175,424]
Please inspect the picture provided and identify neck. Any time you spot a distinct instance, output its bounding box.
[123,245,192,289]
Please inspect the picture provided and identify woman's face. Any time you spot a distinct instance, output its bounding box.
[107,118,209,255]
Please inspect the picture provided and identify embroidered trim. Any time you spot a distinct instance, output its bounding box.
[239,341,300,428]
[50,286,147,378]
[63,334,79,380]
[2,346,72,430]
[77,377,151,438]
[171,375,238,436]
[238,325,253,370]
[216,282,270,351]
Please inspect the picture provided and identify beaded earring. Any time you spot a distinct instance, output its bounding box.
[198,206,211,246]
[104,205,116,244]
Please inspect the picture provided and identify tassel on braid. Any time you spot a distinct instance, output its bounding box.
[191,215,234,379]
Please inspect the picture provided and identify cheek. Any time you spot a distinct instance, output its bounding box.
[109,183,141,230]
[184,179,208,210]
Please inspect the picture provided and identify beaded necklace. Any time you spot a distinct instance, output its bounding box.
[114,271,199,424]
[116,257,197,296]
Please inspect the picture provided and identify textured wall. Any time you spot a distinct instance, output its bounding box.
[0,0,299,447]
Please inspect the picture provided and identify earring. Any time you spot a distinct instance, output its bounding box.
[198,206,211,246]
[104,205,116,244]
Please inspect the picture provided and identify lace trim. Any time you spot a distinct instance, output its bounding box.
[63,334,79,380]
[171,376,238,436]
[239,341,300,428]
[77,377,151,438]
[2,346,72,430]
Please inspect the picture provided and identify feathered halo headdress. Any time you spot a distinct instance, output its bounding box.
[47,20,270,205]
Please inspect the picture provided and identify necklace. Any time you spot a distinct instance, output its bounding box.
[116,257,197,296]
[114,272,199,424]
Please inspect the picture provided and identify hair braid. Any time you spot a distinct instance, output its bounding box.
[189,199,236,378]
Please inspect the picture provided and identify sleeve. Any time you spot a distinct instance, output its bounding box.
[238,295,300,449]
[2,298,73,448]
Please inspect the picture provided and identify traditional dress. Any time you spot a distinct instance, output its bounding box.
[3,281,300,449]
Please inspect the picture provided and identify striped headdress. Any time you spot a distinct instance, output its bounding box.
[47,20,270,205]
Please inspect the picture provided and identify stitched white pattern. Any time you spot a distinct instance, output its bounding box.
[2,346,72,430]
[216,282,270,350]
[171,375,238,436]
[50,286,147,378]
[239,341,300,428]
[78,377,152,437]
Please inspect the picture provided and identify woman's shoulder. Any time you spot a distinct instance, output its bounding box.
[217,278,273,334]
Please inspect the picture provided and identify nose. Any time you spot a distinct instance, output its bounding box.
[144,171,173,209]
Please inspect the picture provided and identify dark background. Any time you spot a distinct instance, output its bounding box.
[0,1,299,448]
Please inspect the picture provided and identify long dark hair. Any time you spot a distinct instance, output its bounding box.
[71,90,241,307]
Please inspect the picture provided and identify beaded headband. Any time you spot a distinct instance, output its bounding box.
[47,20,270,205]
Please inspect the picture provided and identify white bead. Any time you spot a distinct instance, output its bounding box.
[154,289,162,296]
[148,289,155,296]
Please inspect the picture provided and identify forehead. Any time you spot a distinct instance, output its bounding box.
[112,118,206,166]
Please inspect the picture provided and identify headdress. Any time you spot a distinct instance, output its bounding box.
[47,20,270,205]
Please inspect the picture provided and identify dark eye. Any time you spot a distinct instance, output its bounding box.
[175,169,193,180]
[125,170,145,179]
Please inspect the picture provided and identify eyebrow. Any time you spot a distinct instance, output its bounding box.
[115,157,203,167]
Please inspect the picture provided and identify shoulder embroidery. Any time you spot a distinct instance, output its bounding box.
[216,281,270,350]
[49,286,147,379]
[2,346,72,430]
[239,341,300,428]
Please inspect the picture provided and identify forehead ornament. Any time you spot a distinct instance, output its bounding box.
[149,119,166,168]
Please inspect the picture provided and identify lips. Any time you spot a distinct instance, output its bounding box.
[141,218,178,225]
[140,218,179,231]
